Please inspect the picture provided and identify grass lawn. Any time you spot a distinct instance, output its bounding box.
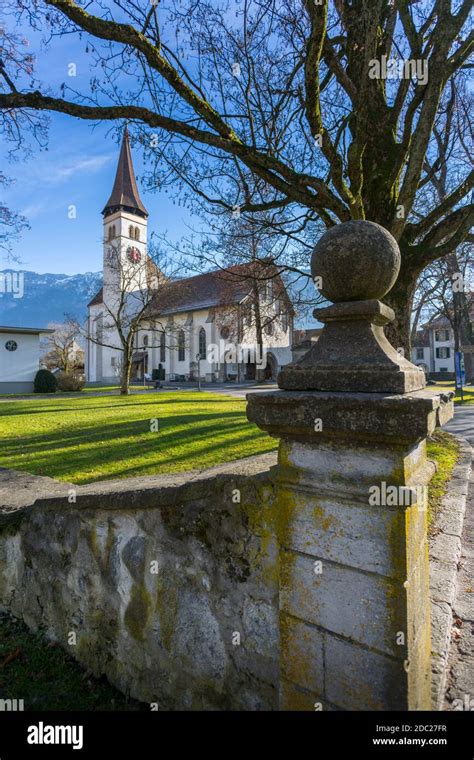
[426,429,460,530]
[0,391,276,485]
[432,381,474,404]
[0,611,146,711]
[0,384,145,398]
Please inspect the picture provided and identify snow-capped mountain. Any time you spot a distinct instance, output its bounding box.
[0,270,102,328]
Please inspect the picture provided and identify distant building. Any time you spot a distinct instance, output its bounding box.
[0,326,54,393]
[411,328,433,375]
[40,336,85,373]
[412,315,464,378]
[291,328,323,363]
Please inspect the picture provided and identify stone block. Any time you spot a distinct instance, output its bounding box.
[280,613,324,694]
[279,677,325,711]
[280,550,406,657]
[281,490,406,578]
[325,634,407,710]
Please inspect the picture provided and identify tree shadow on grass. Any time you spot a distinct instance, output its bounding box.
[0,411,274,484]
[0,410,248,455]
[0,393,244,418]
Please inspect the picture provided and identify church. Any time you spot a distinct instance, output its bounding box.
[86,129,294,384]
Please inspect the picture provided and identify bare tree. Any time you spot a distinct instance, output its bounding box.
[0,20,47,259]
[0,171,29,260]
[180,217,298,379]
[411,74,474,381]
[412,244,473,385]
[73,243,180,394]
[42,319,83,372]
[0,1,473,353]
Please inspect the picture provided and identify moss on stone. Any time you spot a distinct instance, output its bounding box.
[155,575,178,652]
[124,585,152,642]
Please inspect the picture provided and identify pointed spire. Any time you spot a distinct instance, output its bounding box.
[102,125,148,218]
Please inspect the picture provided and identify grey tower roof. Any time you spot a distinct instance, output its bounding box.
[102,126,148,218]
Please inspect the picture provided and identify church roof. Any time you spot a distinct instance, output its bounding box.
[87,287,103,307]
[102,127,148,218]
[88,262,294,316]
[146,261,294,317]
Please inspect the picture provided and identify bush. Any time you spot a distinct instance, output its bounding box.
[56,372,85,392]
[34,369,57,394]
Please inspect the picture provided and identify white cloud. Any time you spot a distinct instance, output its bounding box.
[48,154,113,184]
[19,201,47,219]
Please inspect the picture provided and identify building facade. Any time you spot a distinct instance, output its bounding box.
[412,318,457,376]
[0,325,54,393]
[87,129,293,384]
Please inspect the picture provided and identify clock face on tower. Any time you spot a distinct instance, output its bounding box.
[127,246,141,264]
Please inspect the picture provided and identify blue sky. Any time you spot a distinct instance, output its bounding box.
[2,115,192,275]
[1,13,193,275]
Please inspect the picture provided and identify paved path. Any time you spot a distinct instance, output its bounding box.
[443,403,474,709]
[201,383,277,399]
[445,404,474,445]
[444,461,474,710]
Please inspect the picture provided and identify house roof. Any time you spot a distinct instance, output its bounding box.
[412,329,430,347]
[292,328,323,349]
[423,314,451,330]
[102,127,148,219]
[0,325,54,335]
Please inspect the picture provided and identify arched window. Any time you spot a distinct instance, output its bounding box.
[178,330,185,362]
[264,320,274,337]
[108,224,116,241]
[160,332,166,362]
[143,334,149,347]
[134,226,140,241]
[129,225,134,239]
[198,327,206,360]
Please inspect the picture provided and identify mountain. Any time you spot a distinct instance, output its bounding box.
[0,270,102,328]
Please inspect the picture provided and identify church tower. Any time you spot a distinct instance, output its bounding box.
[102,126,149,299]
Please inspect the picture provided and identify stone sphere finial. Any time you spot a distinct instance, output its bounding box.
[311,220,401,303]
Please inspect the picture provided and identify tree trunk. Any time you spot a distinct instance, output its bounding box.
[252,281,265,383]
[446,252,474,384]
[383,271,417,359]
[120,352,133,395]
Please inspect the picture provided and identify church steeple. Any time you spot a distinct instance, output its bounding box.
[102,126,148,219]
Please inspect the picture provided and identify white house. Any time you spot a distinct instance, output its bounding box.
[412,318,457,376]
[0,326,54,393]
[86,128,294,384]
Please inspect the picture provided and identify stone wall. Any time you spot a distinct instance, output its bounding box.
[0,455,279,710]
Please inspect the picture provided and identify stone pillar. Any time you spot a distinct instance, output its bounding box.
[247,221,454,711]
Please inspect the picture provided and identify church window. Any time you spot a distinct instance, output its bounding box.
[178,330,185,361]
[129,225,134,238]
[198,327,206,360]
[160,332,166,362]
[134,227,140,241]
[282,312,288,332]
[143,335,149,347]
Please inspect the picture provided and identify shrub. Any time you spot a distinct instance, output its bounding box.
[56,372,85,392]
[34,369,57,394]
